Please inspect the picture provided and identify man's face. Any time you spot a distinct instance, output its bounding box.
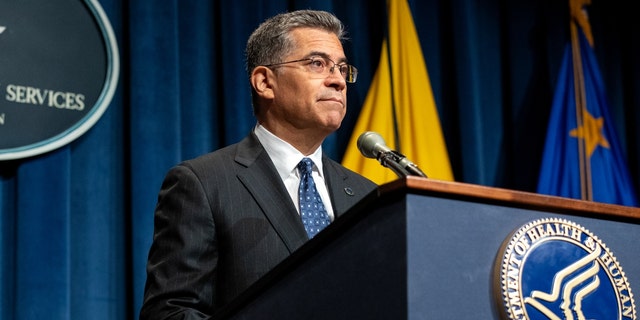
[266,27,348,138]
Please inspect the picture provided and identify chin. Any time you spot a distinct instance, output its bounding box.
[325,123,342,133]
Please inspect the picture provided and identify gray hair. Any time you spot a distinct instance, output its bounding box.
[245,10,347,112]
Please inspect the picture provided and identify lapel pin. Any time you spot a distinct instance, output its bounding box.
[344,187,354,196]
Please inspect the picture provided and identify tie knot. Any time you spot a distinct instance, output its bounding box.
[298,158,314,175]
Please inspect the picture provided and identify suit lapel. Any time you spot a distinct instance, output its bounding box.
[322,156,359,218]
[234,134,308,252]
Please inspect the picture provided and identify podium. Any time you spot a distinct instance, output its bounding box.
[215,177,640,319]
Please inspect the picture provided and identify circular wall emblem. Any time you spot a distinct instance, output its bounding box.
[0,0,119,160]
[494,218,636,320]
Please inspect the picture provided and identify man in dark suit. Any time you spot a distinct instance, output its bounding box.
[140,9,378,319]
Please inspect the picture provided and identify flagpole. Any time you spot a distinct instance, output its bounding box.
[569,0,593,201]
[385,0,402,152]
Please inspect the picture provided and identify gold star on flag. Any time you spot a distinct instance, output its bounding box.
[569,110,610,157]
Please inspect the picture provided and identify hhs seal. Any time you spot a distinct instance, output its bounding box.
[495,218,636,320]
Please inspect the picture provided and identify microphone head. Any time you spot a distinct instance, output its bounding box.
[357,131,388,158]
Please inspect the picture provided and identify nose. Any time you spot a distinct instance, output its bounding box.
[325,69,347,90]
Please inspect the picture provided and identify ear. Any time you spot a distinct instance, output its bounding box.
[250,66,275,100]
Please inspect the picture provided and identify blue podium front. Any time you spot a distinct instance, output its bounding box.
[216,177,640,320]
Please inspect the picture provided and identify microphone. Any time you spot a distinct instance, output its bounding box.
[357,131,428,178]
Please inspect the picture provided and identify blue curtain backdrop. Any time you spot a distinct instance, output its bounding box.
[1,0,638,319]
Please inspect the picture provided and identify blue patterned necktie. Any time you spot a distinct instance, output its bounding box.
[297,158,331,238]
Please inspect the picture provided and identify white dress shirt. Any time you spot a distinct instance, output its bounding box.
[253,124,335,221]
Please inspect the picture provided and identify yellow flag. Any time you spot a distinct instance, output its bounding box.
[342,0,453,185]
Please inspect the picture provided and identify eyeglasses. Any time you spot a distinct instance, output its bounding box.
[264,56,358,83]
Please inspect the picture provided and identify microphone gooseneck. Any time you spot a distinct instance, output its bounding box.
[356,131,428,178]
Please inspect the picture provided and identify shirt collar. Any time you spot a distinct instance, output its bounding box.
[254,124,324,179]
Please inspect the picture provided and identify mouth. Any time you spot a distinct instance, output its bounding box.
[319,97,344,107]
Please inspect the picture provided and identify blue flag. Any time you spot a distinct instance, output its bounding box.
[537,28,638,206]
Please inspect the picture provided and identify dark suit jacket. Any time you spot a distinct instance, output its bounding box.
[140,132,378,319]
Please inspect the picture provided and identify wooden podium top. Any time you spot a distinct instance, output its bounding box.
[380,176,640,222]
